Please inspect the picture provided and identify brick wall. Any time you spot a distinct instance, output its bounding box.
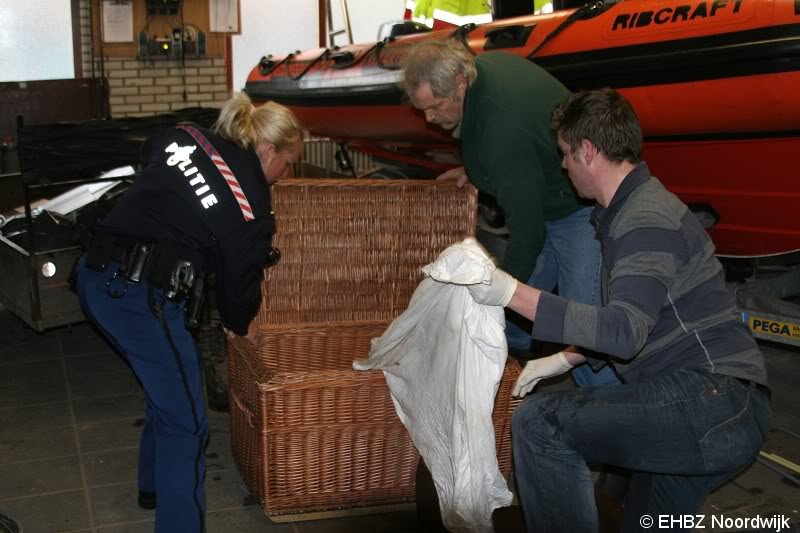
[78,0,230,117]
[79,0,92,78]
[104,59,229,117]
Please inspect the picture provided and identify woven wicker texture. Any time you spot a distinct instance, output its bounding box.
[257,179,478,325]
[229,332,521,516]
[227,179,521,517]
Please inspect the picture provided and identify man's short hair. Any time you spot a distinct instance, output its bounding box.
[400,39,477,99]
[551,88,642,164]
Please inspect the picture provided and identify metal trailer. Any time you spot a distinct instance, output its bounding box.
[0,233,85,332]
[0,109,220,332]
[728,256,800,348]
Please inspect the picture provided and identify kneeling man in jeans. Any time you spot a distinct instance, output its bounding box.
[468,88,770,533]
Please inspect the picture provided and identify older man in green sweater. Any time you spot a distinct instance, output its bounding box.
[402,39,618,386]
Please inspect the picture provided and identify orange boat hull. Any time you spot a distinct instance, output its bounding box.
[245,0,800,257]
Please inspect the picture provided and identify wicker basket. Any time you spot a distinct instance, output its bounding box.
[227,179,521,517]
[228,327,521,516]
[257,179,479,326]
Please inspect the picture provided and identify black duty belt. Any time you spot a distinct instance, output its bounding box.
[84,232,200,302]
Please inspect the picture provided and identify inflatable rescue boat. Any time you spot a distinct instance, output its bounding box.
[244,0,800,258]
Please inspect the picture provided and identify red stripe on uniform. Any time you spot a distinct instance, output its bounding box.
[176,125,255,222]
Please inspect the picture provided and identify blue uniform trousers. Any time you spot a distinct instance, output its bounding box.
[76,261,207,533]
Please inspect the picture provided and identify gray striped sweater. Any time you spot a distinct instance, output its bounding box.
[532,163,768,385]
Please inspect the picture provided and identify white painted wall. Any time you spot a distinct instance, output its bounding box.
[336,0,407,44]
[231,0,318,93]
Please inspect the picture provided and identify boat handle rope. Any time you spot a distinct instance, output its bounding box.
[258,53,295,76]
[452,23,479,55]
[261,41,396,79]
[375,22,482,73]
[261,2,614,77]
[484,24,537,50]
[375,40,402,71]
[526,0,616,59]
[289,48,331,81]
[282,42,382,80]
[331,43,379,70]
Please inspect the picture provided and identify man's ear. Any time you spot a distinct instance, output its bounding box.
[580,139,595,165]
[455,73,468,100]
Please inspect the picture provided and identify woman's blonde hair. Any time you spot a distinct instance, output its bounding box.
[213,92,303,151]
[401,39,477,99]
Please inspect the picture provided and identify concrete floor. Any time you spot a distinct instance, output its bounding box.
[0,305,798,532]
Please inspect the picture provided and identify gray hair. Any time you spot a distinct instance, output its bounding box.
[401,39,477,98]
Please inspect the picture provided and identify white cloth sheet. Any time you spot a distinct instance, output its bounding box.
[354,238,511,532]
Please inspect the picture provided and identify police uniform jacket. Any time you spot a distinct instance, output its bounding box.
[99,126,274,335]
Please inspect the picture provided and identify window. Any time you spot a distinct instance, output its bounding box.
[0,0,75,82]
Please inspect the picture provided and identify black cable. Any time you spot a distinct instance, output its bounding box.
[180,0,187,101]
[88,0,95,78]
[97,0,109,118]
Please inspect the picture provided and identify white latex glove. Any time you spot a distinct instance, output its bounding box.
[467,268,518,307]
[513,352,573,397]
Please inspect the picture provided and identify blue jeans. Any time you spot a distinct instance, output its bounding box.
[505,206,619,386]
[76,261,208,533]
[512,370,770,533]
